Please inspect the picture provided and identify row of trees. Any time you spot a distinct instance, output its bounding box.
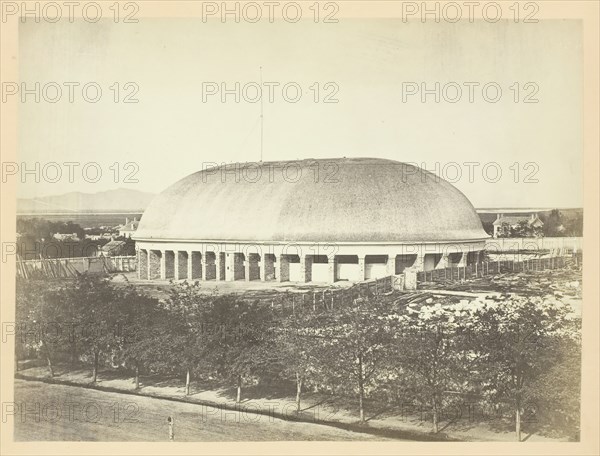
[15,276,580,441]
[17,219,87,241]
[539,209,583,237]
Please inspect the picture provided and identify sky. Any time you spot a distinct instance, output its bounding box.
[17,18,583,208]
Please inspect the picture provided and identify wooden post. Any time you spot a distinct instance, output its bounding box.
[185,369,191,395]
[167,416,174,441]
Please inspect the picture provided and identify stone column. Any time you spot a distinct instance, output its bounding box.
[386,254,395,275]
[225,253,235,281]
[278,255,290,282]
[301,255,313,283]
[404,267,418,290]
[246,254,259,281]
[259,254,266,281]
[201,253,207,280]
[160,250,166,279]
[328,256,336,283]
[216,253,224,281]
[412,252,425,272]
[204,252,216,280]
[358,256,366,281]
[174,250,179,280]
[187,251,194,280]
[138,249,148,280]
[234,253,245,280]
[299,256,306,283]
[148,250,161,280]
[435,253,449,269]
[265,254,276,281]
[245,258,251,282]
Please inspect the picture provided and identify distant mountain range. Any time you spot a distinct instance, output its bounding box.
[17,189,156,214]
[17,188,582,216]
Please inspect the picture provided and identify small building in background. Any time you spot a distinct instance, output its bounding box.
[492,213,544,238]
[118,217,139,238]
[100,240,128,257]
[85,233,114,241]
[52,232,80,242]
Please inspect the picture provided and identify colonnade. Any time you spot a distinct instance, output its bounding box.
[136,247,481,283]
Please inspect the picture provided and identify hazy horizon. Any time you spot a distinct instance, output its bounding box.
[16,186,584,214]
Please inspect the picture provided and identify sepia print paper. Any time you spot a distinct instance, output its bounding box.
[1,1,598,455]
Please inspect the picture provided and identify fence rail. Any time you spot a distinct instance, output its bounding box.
[416,254,580,284]
[16,255,137,279]
[252,275,398,313]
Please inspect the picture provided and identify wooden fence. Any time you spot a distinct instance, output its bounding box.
[253,275,398,312]
[416,254,579,284]
[16,256,137,279]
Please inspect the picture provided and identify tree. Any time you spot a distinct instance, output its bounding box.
[308,294,393,423]
[542,209,565,237]
[118,285,165,389]
[201,295,275,403]
[15,278,67,376]
[391,299,476,433]
[66,274,125,384]
[563,211,583,237]
[528,327,581,439]
[161,280,213,395]
[16,218,102,259]
[472,296,576,441]
[275,307,323,413]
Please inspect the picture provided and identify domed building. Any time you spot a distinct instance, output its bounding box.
[133,158,489,283]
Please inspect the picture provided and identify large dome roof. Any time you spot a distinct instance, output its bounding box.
[134,158,488,243]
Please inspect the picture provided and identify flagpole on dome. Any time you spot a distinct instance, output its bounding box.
[260,66,264,163]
